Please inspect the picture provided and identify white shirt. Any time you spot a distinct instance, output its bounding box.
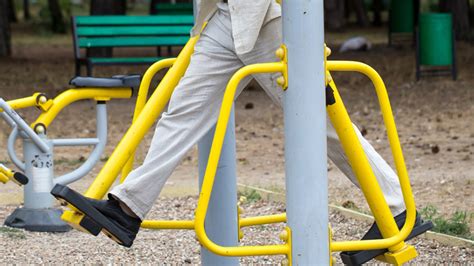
[192,0,281,55]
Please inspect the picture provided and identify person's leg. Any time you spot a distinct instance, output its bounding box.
[239,17,405,216]
[109,8,247,220]
[326,120,405,215]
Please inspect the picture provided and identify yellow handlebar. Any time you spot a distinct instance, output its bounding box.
[194,62,290,257]
[327,61,416,252]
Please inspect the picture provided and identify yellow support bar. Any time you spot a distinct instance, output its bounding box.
[326,61,416,257]
[3,94,40,111]
[33,88,132,129]
[141,213,286,230]
[194,62,290,257]
[121,58,177,183]
[239,213,286,227]
[141,219,194,230]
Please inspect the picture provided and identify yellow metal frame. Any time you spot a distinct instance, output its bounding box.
[55,41,420,264]
[33,88,132,130]
[327,61,416,252]
[0,165,15,184]
[2,93,53,112]
[194,62,290,258]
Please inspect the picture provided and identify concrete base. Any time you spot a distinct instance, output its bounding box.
[4,208,71,232]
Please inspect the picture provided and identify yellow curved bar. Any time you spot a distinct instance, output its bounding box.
[327,60,416,251]
[33,88,132,129]
[194,62,290,257]
[121,58,177,183]
[141,213,287,230]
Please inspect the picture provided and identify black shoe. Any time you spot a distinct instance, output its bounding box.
[340,211,433,265]
[51,184,141,247]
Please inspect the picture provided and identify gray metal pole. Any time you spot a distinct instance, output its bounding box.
[198,107,239,266]
[282,0,329,264]
[194,1,238,264]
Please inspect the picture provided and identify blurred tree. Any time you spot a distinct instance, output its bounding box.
[24,0,31,20]
[0,0,12,57]
[89,0,127,58]
[150,0,167,14]
[351,0,370,26]
[7,0,18,23]
[48,0,66,33]
[372,0,382,26]
[325,0,346,30]
[90,0,127,14]
[439,0,471,40]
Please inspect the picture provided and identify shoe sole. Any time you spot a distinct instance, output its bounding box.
[51,184,133,247]
[340,221,433,265]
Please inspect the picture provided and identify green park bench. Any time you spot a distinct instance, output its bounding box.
[72,15,194,76]
[155,3,193,15]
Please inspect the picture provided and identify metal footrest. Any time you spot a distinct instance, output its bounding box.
[51,184,133,247]
[340,221,433,265]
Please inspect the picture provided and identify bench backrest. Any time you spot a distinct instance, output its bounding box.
[72,15,194,59]
[155,3,193,15]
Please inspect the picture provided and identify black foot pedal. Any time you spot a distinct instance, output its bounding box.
[80,215,102,236]
[51,184,134,247]
[340,221,433,265]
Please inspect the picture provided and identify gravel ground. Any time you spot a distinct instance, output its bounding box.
[0,197,471,264]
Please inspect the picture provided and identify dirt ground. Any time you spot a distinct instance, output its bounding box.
[0,24,472,236]
[0,197,472,264]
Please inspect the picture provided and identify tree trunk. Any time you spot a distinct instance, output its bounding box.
[90,0,127,15]
[150,0,171,15]
[7,0,17,23]
[24,0,30,20]
[351,0,370,27]
[89,0,127,58]
[0,0,12,57]
[325,0,346,31]
[372,0,382,26]
[439,0,471,40]
[48,0,66,33]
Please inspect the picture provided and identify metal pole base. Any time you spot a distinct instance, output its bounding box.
[4,207,71,232]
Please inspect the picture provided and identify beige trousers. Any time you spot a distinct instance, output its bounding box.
[110,4,405,220]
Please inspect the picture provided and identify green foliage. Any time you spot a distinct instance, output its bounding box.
[0,226,26,239]
[420,205,472,240]
[238,189,262,203]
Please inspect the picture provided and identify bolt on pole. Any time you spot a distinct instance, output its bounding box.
[282,0,329,264]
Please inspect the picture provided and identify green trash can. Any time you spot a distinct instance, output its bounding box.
[419,13,453,66]
[416,12,456,80]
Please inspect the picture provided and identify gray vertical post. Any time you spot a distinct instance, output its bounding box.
[5,135,70,232]
[283,0,329,264]
[194,0,238,264]
[198,108,239,265]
